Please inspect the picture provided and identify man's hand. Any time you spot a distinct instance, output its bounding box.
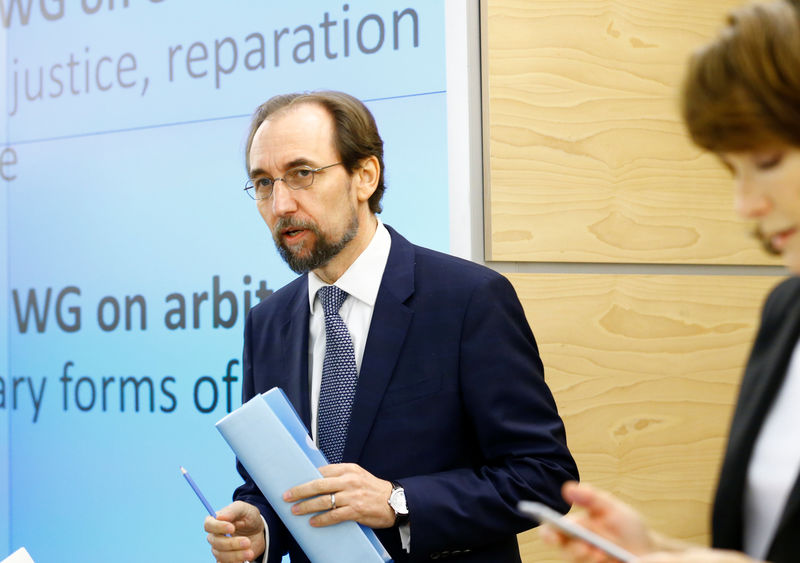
[283,463,396,529]
[204,500,266,563]
[539,481,657,563]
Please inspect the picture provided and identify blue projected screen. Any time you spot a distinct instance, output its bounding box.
[1,2,447,561]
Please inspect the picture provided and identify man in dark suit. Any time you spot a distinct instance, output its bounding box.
[204,91,578,562]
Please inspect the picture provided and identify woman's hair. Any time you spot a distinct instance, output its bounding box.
[682,0,800,152]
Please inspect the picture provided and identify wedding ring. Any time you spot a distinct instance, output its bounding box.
[330,493,336,510]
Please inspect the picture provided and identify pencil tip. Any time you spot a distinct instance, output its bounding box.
[180,466,186,474]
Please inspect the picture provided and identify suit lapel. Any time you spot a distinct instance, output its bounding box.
[342,227,415,462]
[728,314,800,463]
[278,276,312,430]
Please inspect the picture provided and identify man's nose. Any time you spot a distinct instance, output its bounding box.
[271,180,298,216]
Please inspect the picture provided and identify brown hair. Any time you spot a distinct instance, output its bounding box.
[245,91,386,214]
[682,0,800,152]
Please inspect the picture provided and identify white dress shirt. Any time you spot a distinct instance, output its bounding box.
[743,336,800,559]
[307,220,391,440]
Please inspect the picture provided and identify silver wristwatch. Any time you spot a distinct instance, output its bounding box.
[388,482,409,525]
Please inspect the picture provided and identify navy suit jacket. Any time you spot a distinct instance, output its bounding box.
[234,226,578,562]
[712,276,800,563]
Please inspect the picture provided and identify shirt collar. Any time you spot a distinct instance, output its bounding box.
[307,219,391,312]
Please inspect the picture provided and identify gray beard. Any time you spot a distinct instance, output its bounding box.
[273,213,359,274]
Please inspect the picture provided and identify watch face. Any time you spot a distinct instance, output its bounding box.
[390,487,408,514]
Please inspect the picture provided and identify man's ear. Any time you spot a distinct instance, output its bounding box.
[353,155,380,203]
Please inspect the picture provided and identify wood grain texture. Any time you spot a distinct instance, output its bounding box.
[505,273,783,562]
[484,0,782,265]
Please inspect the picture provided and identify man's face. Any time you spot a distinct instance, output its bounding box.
[248,103,361,274]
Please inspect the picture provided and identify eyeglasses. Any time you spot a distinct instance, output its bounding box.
[244,162,343,200]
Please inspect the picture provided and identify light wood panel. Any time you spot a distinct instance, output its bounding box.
[483,0,782,265]
[506,273,783,562]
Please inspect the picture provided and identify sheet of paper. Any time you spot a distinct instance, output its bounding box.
[2,548,35,563]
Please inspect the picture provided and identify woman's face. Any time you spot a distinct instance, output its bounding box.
[721,146,800,274]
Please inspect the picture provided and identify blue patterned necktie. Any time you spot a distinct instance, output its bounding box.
[317,285,359,464]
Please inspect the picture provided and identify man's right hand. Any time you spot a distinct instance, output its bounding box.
[204,500,266,563]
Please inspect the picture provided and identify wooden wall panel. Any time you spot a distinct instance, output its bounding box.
[506,273,782,561]
[484,0,781,265]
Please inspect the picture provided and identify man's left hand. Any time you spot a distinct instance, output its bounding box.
[283,463,396,529]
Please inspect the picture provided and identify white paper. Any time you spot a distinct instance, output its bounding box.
[2,548,35,563]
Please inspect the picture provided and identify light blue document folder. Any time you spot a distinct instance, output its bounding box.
[216,388,392,563]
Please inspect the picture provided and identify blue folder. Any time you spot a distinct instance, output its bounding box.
[216,387,392,563]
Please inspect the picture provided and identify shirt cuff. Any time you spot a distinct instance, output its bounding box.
[260,515,269,562]
[399,522,411,553]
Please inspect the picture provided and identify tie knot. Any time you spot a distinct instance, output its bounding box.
[318,285,348,316]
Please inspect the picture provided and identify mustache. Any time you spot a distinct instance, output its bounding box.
[750,225,781,256]
[272,217,319,237]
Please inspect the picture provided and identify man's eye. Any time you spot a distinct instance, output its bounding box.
[291,168,313,179]
[256,178,274,188]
